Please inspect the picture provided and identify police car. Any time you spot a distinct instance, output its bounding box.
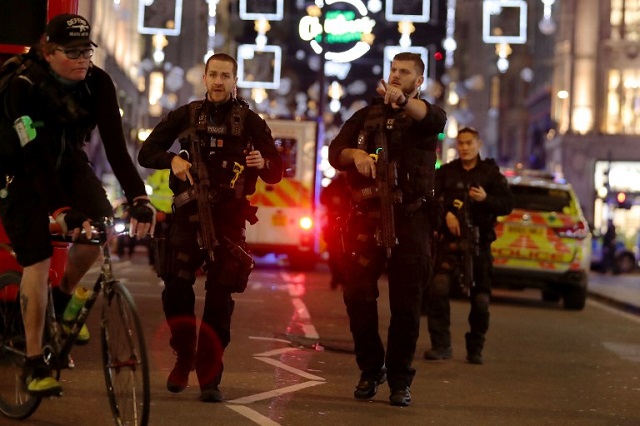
[491,170,592,310]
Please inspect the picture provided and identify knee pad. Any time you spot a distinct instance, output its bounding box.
[431,273,450,297]
[474,292,490,312]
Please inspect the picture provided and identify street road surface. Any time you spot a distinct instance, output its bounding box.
[4,254,639,425]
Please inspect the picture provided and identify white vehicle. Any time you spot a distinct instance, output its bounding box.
[245,119,319,269]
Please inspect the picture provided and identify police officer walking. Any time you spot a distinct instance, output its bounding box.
[138,53,283,402]
[329,52,447,406]
[423,127,512,365]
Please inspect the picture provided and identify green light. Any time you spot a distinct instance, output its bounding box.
[437,132,445,141]
[435,158,442,169]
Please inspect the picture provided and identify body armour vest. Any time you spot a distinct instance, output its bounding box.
[175,99,251,198]
[358,101,437,202]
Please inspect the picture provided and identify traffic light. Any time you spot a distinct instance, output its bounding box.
[616,192,632,209]
[433,50,445,84]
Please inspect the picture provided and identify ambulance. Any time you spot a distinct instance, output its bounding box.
[245,119,320,270]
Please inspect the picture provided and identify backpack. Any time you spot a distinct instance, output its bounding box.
[0,54,34,176]
[0,54,33,115]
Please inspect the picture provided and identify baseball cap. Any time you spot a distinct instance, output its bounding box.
[45,14,98,48]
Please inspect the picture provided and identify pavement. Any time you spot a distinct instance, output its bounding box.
[587,271,640,314]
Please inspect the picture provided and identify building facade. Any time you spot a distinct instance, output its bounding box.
[548,0,640,237]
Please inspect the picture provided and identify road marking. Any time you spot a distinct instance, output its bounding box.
[249,336,292,344]
[587,299,640,324]
[602,342,640,362]
[254,347,299,357]
[227,380,325,404]
[225,405,282,426]
[291,298,310,319]
[230,296,326,425]
[254,356,325,381]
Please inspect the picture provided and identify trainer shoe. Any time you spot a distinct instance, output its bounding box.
[353,367,387,400]
[23,356,63,397]
[466,351,484,365]
[423,346,452,361]
[389,386,412,407]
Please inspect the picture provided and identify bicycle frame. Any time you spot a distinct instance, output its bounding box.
[45,230,114,371]
[0,217,150,425]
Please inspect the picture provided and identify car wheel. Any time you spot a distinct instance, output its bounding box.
[615,253,635,274]
[541,290,561,303]
[563,287,586,310]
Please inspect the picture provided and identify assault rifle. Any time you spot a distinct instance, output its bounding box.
[367,110,402,258]
[179,126,218,262]
[452,190,479,295]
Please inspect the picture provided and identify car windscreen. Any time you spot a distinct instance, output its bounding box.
[510,185,573,213]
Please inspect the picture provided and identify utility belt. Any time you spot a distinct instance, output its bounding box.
[173,183,238,209]
[172,187,259,225]
[350,185,433,214]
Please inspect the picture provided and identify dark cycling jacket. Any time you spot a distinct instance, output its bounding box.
[1,49,147,211]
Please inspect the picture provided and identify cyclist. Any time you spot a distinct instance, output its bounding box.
[0,14,155,397]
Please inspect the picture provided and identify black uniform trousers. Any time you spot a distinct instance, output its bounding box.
[426,244,493,353]
[160,199,245,388]
[342,205,430,389]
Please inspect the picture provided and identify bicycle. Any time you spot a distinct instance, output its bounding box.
[0,217,150,425]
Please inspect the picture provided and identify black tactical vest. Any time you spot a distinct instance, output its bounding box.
[359,101,437,202]
[179,98,251,197]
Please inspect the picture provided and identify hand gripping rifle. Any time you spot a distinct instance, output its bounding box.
[178,124,219,262]
[452,190,479,295]
[367,109,403,258]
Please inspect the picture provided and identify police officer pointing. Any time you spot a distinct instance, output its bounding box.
[138,53,283,402]
[329,52,447,406]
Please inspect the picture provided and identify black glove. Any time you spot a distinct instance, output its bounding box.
[53,207,89,234]
[126,197,157,239]
[128,198,155,223]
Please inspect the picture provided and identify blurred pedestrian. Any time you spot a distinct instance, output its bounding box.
[602,218,617,274]
[320,172,351,289]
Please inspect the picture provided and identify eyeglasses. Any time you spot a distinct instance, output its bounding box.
[56,48,94,59]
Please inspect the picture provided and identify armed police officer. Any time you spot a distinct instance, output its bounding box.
[329,52,446,406]
[138,53,283,402]
[423,127,512,365]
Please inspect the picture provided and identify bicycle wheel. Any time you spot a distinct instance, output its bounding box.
[101,281,150,426]
[0,271,41,420]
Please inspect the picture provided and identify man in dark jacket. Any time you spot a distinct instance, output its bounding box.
[0,14,155,397]
[329,52,447,406]
[138,53,283,403]
[424,127,513,365]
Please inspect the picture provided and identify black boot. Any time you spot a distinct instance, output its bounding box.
[166,322,196,393]
[167,352,195,393]
[465,332,485,365]
[354,367,387,400]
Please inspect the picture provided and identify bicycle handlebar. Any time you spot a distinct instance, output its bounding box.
[48,217,123,245]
